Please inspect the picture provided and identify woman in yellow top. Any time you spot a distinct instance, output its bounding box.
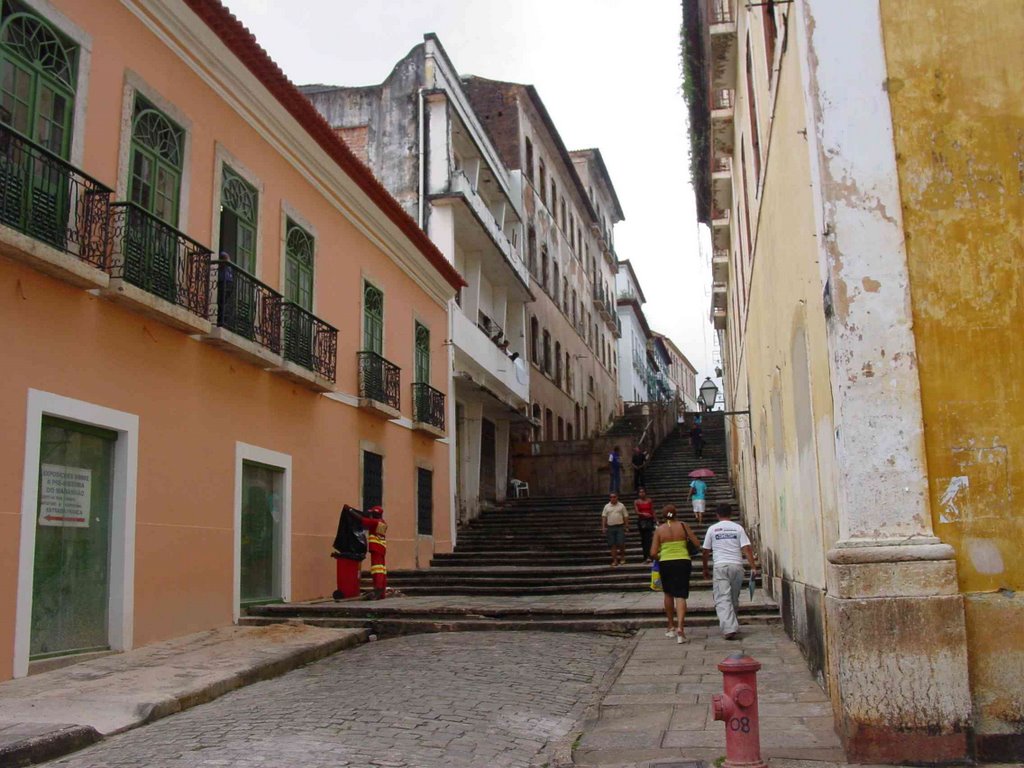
[651,504,703,644]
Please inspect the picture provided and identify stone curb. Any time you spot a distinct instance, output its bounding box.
[0,724,100,768]
[532,630,643,768]
[0,628,368,767]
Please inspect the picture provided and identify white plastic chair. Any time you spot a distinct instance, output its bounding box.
[510,479,530,498]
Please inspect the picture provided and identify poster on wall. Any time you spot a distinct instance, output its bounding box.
[38,464,92,527]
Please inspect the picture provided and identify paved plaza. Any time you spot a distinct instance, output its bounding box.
[38,631,629,768]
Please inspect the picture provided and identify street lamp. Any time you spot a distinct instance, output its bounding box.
[699,377,719,412]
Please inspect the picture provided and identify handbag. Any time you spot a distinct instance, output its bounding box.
[649,561,661,591]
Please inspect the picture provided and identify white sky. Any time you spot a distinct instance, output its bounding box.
[223,0,716,385]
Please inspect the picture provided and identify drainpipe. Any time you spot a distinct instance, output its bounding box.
[417,87,426,229]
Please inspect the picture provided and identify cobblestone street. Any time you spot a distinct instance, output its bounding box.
[40,632,629,768]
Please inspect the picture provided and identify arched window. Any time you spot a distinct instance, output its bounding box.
[219,166,258,272]
[285,220,314,310]
[527,226,537,276]
[552,261,560,303]
[0,7,78,157]
[542,330,551,375]
[129,96,184,224]
[540,245,549,291]
[554,341,562,386]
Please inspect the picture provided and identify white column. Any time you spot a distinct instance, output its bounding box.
[494,418,511,502]
[460,400,484,523]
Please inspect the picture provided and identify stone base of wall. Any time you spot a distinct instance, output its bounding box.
[826,542,972,764]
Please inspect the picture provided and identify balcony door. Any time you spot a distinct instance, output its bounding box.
[0,8,78,248]
[31,417,115,659]
[283,220,314,367]
[217,167,259,339]
[125,96,184,301]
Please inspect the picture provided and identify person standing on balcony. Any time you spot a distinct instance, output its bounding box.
[634,487,657,564]
[608,445,622,494]
[631,446,648,492]
[601,492,628,568]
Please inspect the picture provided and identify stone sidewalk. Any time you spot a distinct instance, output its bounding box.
[0,623,366,766]
[573,625,845,767]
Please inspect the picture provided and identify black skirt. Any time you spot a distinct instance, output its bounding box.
[660,559,693,598]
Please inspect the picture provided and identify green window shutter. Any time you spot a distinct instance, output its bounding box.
[128,96,183,225]
[0,6,78,159]
[219,166,257,273]
[363,282,383,354]
[284,219,313,310]
[414,322,430,383]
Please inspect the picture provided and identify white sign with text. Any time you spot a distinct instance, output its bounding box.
[38,464,92,527]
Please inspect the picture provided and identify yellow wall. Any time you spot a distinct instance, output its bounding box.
[880,0,1024,741]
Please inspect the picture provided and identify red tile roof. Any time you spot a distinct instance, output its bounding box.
[182,0,465,291]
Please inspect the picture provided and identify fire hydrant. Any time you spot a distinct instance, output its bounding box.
[712,653,766,768]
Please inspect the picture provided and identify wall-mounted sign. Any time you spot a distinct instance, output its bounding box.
[38,464,92,527]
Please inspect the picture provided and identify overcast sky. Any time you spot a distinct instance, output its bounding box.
[223,0,715,385]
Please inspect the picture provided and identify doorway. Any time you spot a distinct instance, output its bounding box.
[239,461,284,605]
[31,417,116,659]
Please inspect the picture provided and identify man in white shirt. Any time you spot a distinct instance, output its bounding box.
[701,503,758,639]
[601,492,629,567]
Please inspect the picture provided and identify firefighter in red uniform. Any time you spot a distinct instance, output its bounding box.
[354,505,388,599]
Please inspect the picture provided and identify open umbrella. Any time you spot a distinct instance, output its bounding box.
[688,468,715,479]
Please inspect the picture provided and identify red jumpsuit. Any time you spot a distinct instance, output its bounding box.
[355,506,387,598]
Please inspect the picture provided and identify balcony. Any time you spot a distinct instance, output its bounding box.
[712,306,727,330]
[202,259,283,368]
[711,89,735,155]
[0,123,112,288]
[412,382,446,438]
[712,281,728,309]
[708,0,738,91]
[104,202,211,334]
[593,283,614,322]
[711,155,733,211]
[433,171,530,298]
[270,302,337,391]
[451,308,529,407]
[711,207,731,252]
[358,350,401,419]
[712,249,729,282]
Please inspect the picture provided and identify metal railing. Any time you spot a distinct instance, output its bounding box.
[412,382,445,431]
[210,259,282,353]
[712,156,732,173]
[709,0,734,25]
[108,201,210,316]
[358,350,400,410]
[283,301,337,381]
[712,89,734,110]
[0,123,111,268]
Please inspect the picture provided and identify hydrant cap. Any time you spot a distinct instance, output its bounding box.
[717,653,762,673]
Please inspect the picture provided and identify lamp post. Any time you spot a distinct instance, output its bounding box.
[699,377,719,412]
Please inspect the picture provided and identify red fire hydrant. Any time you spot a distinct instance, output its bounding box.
[712,653,766,768]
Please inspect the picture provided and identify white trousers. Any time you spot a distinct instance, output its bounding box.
[712,563,745,635]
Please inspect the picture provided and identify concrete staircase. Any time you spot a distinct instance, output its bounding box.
[246,413,780,633]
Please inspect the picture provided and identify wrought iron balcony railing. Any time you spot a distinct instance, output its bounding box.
[712,89,734,110]
[210,259,282,354]
[709,0,734,25]
[412,382,446,431]
[282,301,338,382]
[108,201,211,316]
[358,350,400,410]
[0,122,112,267]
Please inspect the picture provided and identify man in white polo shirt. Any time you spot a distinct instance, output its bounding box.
[701,504,758,640]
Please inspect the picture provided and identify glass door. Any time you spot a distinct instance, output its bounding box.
[31,417,115,659]
[240,461,284,605]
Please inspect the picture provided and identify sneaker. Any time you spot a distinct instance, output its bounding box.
[665,629,676,638]
[676,633,689,645]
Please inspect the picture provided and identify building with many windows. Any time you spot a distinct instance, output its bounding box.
[683,0,1023,760]
[614,260,653,404]
[650,332,699,413]
[0,0,461,680]
[302,35,532,525]
[463,79,622,442]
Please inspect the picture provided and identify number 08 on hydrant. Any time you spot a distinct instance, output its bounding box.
[712,653,767,768]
